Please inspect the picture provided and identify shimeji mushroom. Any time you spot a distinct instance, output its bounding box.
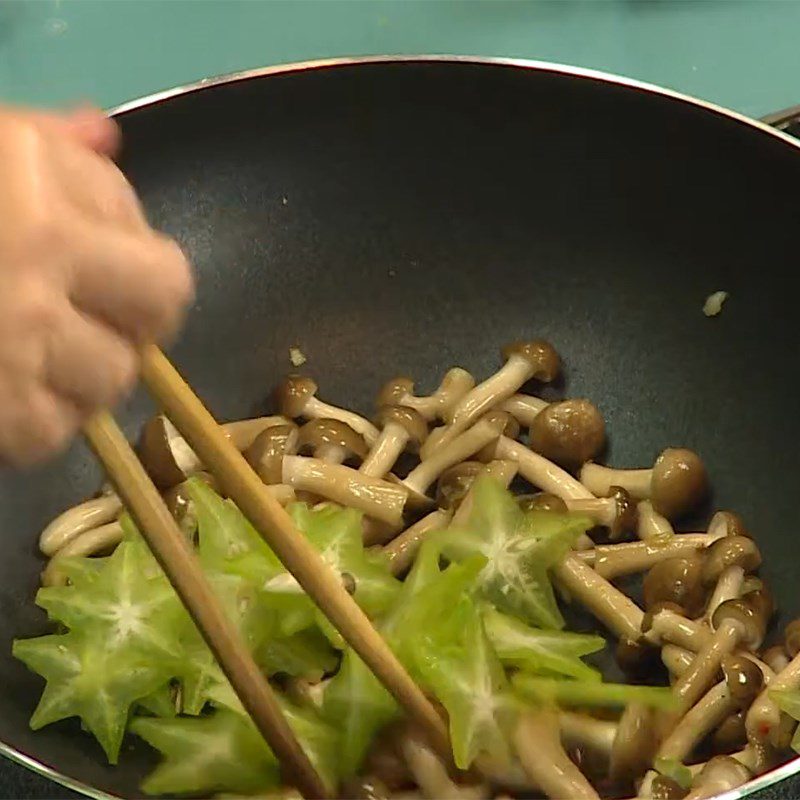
[643,556,707,618]
[514,711,601,800]
[419,340,560,460]
[296,418,368,465]
[377,368,475,423]
[275,375,380,446]
[553,554,644,641]
[499,393,549,427]
[701,536,761,623]
[586,534,720,581]
[359,406,428,478]
[395,412,509,509]
[38,493,122,556]
[662,644,695,678]
[529,399,606,471]
[580,448,709,520]
[518,492,568,513]
[657,655,763,764]
[637,500,675,541]
[746,619,800,746]
[563,488,637,541]
[480,435,596,503]
[670,594,768,716]
[642,603,712,652]
[610,703,659,788]
[281,456,408,528]
[683,755,751,800]
[435,462,485,510]
[245,423,300,484]
[138,413,289,488]
[382,508,453,575]
[41,521,124,586]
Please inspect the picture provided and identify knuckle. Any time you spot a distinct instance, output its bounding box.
[18,280,62,332]
[105,345,137,404]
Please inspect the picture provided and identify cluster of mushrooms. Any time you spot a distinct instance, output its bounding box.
[36,340,800,800]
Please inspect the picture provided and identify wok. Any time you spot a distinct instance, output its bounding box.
[1,56,799,799]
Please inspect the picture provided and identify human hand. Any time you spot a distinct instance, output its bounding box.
[0,106,194,466]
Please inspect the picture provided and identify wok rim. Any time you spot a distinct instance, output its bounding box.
[6,54,798,800]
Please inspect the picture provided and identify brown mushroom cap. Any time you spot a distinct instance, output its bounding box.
[643,555,706,617]
[712,710,747,754]
[501,339,561,382]
[483,409,520,440]
[743,586,774,623]
[245,423,299,484]
[529,399,606,470]
[377,376,415,409]
[138,415,196,489]
[163,472,218,523]
[708,510,750,540]
[274,375,318,417]
[712,597,766,650]
[296,418,368,462]
[436,461,484,510]
[701,537,762,585]
[785,620,800,658]
[609,486,637,539]
[642,601,686,634]
[722,654,764,709]
[650,448,709,519]
[375,405,428,448]
[517,492,568,514]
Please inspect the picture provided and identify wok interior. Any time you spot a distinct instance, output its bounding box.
[1,60,799,797]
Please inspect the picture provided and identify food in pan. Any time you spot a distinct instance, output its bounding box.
[14,340,800,799]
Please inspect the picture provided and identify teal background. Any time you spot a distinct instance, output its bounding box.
[1,0,800,119]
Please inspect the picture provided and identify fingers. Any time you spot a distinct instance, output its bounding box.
[0,384,81,468]
[45,306,138,410]
[69,221,194,344]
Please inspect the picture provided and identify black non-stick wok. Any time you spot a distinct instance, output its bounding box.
[1,57,799,800]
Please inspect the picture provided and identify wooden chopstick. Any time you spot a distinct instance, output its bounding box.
[139,344,452,760]
[83,411,329,800]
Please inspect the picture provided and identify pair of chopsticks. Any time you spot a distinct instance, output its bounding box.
[82,344,449,799]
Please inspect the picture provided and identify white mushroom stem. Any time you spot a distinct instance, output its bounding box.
[266,484,296,506]
[39,494,123,556]
[644,608,712,651]
[402,416,505,497]
[563,496,619,528]
[704,566,745,624]
[558,711,617,757]
[657,681,735,762]
[41,521,125,586]
[671,620,742,715]
[359,422,410,478]
[487,436,595,501]
[553,554,644,641]
[382,509,453,575]
[302,396,379,446]
[662,644,695,677]
[281,456,407,526]
[499,394,549,427]
[637,500,674,541]
[224,416,292,451]
[400,735,487,800]
[451,460,518,528]
[585,534,717,580]
[514,712,601,800]
[746,651,800,746]
[580,463,652,499]
[400,368,475,422]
